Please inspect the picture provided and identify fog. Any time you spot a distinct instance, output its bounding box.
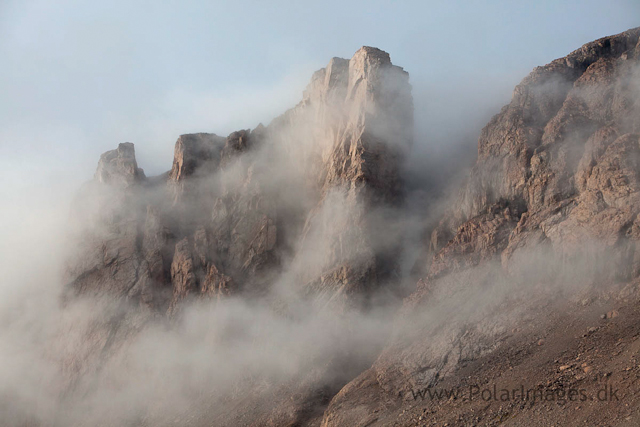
[2,1,640,426]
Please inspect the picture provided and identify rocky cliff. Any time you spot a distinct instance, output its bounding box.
[59,28,640,427]
[320,27,640,426]
[62,46,413,426]
[67,47,412,313]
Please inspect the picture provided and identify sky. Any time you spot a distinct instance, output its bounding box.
[0,0,639,203]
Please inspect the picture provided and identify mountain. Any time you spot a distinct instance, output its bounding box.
[58,28,640,426]
[67,47,412,313]
[61,46,413,426]
[321,27,640,426]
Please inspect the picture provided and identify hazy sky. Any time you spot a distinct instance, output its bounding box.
[1,0,638,192]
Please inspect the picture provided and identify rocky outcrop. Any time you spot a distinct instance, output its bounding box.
[66,143,148,300]
[60,28,640,425]
[62,46,413,426]
[274,47,413,307]
[169,133,226,183]
[94,142,145,186]
[67,46,412,314]
[320,27,640,426]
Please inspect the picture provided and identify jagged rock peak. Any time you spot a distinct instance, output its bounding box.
[81,45,414,311]
[169,133,226,182]
[348,46,396,88]
[94,142,144,186]
[353,46,392,64]
[301,46,409,106]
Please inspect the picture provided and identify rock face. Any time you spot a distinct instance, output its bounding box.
[320,27,640,426]
[436,27,640,282]
[63,46,412,425]
[94,142,145,186]
[66,142,152,300]
[273,47,413,306]
[61,28,640,426]
[67,46,412,314]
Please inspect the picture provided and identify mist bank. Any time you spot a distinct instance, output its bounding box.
[1,28,640,427]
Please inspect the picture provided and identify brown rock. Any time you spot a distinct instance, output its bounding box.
[94,142,145,186]
[320,27,640,426]
[64,45,414,426]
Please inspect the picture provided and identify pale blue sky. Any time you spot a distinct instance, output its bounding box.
[1,0,639,187]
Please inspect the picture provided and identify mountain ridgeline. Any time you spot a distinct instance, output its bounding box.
[67,46,413,313]
[59,28,640,426]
